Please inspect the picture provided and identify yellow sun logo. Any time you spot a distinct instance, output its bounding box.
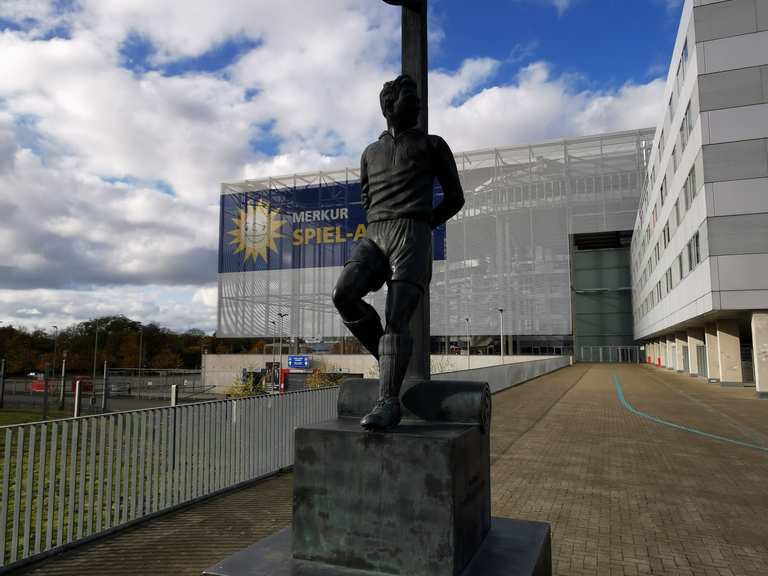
[227,202,287,263]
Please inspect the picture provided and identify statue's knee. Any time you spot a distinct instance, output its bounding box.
[331,287,347,311]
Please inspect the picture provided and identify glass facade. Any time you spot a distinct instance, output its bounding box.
[218,129,654,352]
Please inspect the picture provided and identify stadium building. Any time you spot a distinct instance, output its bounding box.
[217,128,654,361]
[216,0,768,397]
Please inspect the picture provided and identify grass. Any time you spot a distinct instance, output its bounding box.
[0,409,72,428]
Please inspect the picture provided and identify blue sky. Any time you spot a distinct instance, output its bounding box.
[0,0,683,331]
[430,0,682,89]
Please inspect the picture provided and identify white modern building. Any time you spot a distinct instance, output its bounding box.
[631,0,768,395]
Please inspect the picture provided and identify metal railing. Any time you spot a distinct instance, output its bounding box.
[577,346,641,363]
[0,386,339,572]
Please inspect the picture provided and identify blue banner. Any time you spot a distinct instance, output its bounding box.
[219,182,446,273]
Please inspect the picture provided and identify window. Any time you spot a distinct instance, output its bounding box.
[660,177,667,205]
[654,242,660,264]
[684,168,697,209]
[652,204,658,227]
[656,281,662,302]
[659,129,665,155]
[677,253,684,280]
[674,197,682,226]
[672,145,678,173]
[662,222,671,248]
[668,95,674,122]
[666,268,673,292]
[688,232,700,271]
[682,39,689,65]
[680,103,690,150]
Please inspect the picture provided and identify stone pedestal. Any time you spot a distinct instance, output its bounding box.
[204,378,551,576]
[293,419,489,575]
[203,517,551,576]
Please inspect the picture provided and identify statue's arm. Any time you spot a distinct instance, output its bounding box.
[360,151,371,213]
[430,136,465,230]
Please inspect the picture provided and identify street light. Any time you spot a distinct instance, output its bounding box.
[277,313,288,370]
[465,317,471,370]
[270,320,277,365]
[137,326,143,380]
[498,309,504,363]
[92,319,100,382]
[52,325,58,378]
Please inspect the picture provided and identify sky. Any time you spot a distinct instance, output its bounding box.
[0,0,683,334]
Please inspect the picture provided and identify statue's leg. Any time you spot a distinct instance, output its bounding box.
[361,281,422,430]
[332,238,391,358]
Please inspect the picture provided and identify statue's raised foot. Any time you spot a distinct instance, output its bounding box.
[359,397,402,430]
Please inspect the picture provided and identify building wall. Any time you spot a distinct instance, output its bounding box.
[572,240,634,350]
[220,130,654,346]
[632,0,768,340]
[202,353,561,394]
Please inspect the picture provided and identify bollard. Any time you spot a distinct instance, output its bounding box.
[100,360,109,413]
[170,384,178,407]
[58,358,67,410]
[0,358,5,409]
[74,379,81,418]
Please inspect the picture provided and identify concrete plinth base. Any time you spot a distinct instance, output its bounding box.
[202,517,552,576]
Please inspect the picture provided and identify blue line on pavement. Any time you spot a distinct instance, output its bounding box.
[612,373,768,454]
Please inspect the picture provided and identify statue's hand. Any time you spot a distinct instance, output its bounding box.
[382,0,424,8]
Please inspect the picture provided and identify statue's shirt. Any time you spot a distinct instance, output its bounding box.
[360,128,464,229]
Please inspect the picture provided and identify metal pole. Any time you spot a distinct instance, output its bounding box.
[271,320,276,365]
[465,317,470,370]
[278,313,288,370]
[52,325,58,379]
[138,327,143,382]
[170,384,178,407]
[73,380,81,418]
[59,357,67,410]
[42,370,49,421]
[0,358,5,409]
[383,0,430,382]
[498,308,504,363]
[92,320,99,382]
[101,360,109,413]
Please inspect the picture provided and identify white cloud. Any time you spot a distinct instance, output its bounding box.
[431,62,664,151]
[0,1,667,334]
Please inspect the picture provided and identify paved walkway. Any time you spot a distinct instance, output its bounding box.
[15,364,768,576]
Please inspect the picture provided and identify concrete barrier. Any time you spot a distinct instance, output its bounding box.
[436,356,571,394]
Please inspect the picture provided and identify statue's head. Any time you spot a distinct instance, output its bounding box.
[379,75,420,129]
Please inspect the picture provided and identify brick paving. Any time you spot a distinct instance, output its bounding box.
[14,364,768,576]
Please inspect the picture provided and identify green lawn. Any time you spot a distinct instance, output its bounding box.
[0,409,71,427]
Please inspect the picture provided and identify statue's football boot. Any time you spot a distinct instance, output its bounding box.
[360,333,412,431]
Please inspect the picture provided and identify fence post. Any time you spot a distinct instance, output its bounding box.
[101,360,109,413]
[58,358,67,410]
[74,380,81,418]
[0,358,5,409]
[171,384,178,407]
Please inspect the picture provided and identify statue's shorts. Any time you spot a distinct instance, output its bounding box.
[367,218,432,291]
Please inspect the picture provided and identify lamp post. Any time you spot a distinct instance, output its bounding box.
[270,320,276,365]
[138,326,143,381]
[92,319,100,383]
[52,325,58,378]
[498,308,504,363]
[465,317,471,370]
[277,313,288,370]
